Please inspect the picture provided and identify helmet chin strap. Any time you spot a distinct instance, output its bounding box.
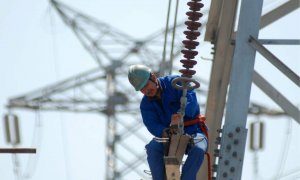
[149,73,161,99]
[154,81,162,99]
[154,85,161,97]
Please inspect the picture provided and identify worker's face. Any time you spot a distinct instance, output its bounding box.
[140,80,158,97]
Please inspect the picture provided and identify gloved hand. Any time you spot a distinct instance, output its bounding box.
[162,128,170,138]
[169,124,178,134]
[168,113,181,134]
[162,126,178,137]
[162,114,182,137]
[170,114,181,125]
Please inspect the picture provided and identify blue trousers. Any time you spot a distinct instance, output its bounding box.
[145,133,207,180]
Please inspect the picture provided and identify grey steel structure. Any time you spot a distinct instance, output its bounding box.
[6,1,209,179]
[4,0,298,180]
[203,0,299,179]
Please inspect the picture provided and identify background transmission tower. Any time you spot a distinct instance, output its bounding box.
[4,0,296,180]
[6,0,209,179]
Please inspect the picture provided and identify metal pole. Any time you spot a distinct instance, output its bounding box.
[216,0,263,179]
[258,39,300,45]
[0,148,36,153]
[249,36,300,87]
[253,71,300,123]
[105,71,117,180]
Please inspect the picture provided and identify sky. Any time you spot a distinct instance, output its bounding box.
[0,0,299,180]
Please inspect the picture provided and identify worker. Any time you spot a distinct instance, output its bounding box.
[128,64,208,180]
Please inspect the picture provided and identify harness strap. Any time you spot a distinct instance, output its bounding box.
[184,114,208,138]
[184,114,212,180]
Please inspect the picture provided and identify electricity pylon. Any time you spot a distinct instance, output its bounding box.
[6,1,209,179]
[203,0,300,179]
[5,1,295,180]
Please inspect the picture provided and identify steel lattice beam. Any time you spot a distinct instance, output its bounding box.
[6,1,290,180]
[6,1,209,179]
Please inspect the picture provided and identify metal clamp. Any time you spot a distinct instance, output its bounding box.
[171,77,200,91]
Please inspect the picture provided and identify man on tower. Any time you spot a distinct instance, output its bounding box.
[128,64,208,180]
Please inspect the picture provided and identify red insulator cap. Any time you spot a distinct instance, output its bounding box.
[179,69,196,78]
[185,21,201,31]
[181,49,198,59]
[186,11,203,21]
[184,31,201,40]
[181,49,198,56]
[180,59,197,68]
[182,40,199,49]
[187,1,204,11]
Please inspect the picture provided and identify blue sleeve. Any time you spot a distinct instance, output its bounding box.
[140,100,166,137]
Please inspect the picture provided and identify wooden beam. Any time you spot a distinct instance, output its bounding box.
[198,1,238,179]
[201,1,299,179]
[204,0,223,42]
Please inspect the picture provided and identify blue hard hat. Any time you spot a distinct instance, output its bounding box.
[128,64,151,91]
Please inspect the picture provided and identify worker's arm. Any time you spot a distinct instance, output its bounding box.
[140,102,166,138]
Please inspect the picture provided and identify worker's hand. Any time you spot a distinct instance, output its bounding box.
[169,114,181,135]
[162,126,178,137]
[162,128,170,138]
[169,124,178,134]
[170,113,181,126]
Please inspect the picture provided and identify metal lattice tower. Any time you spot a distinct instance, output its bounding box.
[5,0,297,180]
[202,0,300,179]
[6,0,210,179]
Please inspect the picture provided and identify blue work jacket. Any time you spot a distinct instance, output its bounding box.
[140,75,201,137]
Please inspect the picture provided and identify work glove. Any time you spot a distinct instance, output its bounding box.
[169,113,181,134]
[162,128,170,138]
[169,124,178,134]
[171,114,181,125]
[162,126,178,137]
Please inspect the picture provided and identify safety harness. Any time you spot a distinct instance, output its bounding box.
[184,114,208,137]
[184,115,212,180]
